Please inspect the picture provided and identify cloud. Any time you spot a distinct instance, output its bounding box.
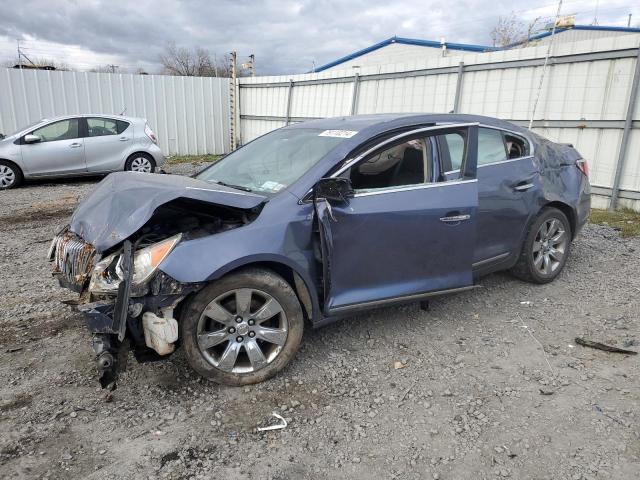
[0,0,637,74]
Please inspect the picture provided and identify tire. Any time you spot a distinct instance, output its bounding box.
[511,207,572,284]
[125,153,156,173]
[180,268,304,386]
[0,160,23,190]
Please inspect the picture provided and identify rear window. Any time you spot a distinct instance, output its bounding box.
[87,117,130,137]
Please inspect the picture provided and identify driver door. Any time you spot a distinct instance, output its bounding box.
[20,118,86,176]
[316,124,479,314]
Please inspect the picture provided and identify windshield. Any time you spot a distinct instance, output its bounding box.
[10,119,46,137]
[196,128,352,193]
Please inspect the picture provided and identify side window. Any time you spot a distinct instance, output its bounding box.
[349,138,428,191]
[87,118,120,137]
[116,120,130,135]
[504,133,529,159]
[443,133,465,172]
[31,119,79,143]
[478,128,507,166]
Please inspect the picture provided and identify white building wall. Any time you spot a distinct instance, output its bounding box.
[530,28,639,46]
[322,42,453,71]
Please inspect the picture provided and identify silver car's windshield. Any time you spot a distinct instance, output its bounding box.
[196,128,350,193]
[10,120,45,137]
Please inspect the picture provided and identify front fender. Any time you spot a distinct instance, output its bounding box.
[158,205,320,318]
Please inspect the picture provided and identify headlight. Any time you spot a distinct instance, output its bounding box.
[89,234,181,295]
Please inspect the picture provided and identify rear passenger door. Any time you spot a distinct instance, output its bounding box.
[83,117,132,172]
[441,127,537,268]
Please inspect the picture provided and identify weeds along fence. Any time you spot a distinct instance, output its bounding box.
[0,69,231,156]
[238,36,640,211]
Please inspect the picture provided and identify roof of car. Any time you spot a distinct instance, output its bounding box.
[286,113,528,135]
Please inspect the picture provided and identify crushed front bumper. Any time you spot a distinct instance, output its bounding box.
[49,230,204,389]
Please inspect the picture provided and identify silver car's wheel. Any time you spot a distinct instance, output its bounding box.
[532,218,568,275]
[197,288,288,374]
[129,156,153,173]
[181,268,304,386]
[0,162,21,190]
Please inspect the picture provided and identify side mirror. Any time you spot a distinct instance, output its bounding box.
[24,134,41,144]
[314,177,354,202]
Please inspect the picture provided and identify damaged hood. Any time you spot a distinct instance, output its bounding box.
[70,172,267,252]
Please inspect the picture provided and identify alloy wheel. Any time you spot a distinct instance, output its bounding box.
[196,288,289,374]
[532,217,568,275]
[0,165,16,188]
[130,157,153,172]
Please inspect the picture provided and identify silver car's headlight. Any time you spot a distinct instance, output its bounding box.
[89,234,181,295]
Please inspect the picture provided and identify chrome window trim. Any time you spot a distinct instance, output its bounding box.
[331,122,479,178]
[477,154,534,168]
[353,178,477,198]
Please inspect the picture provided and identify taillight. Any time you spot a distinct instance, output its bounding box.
[144,124,158,143]
[576,159,589,177]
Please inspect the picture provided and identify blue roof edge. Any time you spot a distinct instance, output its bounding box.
[313,36,489,72]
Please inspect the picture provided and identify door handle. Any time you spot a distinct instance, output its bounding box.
[69,142,82,148]
[513,182,534,192]
[119,137,129,141]
[440,214,471,223]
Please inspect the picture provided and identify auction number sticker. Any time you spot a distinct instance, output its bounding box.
[318,130,358,138]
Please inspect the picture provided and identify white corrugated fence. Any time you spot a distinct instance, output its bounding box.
[0,69,230,155]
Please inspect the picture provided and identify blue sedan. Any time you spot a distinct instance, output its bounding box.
[49,113,591,388]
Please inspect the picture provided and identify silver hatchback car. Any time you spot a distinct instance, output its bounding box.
[0,114,165,189]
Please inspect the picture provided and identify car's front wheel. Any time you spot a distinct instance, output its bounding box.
[0,161,23,190]
[181,268,304,386]
[511,207,572,284]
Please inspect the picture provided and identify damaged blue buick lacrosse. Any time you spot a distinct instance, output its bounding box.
[48,114,591,388]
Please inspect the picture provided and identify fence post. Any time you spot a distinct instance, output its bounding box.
[453,62,464,113]
[351,73,361,115]
[609,46,640,211]
[229,52,237,151]
[285,79,294,125]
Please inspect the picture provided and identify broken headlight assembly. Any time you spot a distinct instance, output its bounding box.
[89,234,182,295]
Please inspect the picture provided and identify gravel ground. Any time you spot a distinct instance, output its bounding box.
[0,166,638,480]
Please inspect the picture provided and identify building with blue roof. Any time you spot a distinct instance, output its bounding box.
[314,24,640,72]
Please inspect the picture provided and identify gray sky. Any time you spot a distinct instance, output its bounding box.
[0,0,637,75]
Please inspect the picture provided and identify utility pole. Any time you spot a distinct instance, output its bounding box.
[248,54,255,77]
[17,40,21,68]
[628,14,633,28]
[229,51,237,151]
[107,64,119,73]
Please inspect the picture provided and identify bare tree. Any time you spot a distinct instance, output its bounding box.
[159,43,250,77]
[490,12,551,47]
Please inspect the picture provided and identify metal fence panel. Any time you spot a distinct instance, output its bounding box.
[239,35,640,210]
[0,68,230,155]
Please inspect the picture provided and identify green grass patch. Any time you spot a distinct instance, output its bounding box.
[589,208,640,238]
[166,154,220,165]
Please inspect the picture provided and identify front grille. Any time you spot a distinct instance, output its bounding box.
[50,231,99,291]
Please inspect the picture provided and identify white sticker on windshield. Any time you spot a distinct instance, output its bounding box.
[261,181,285,192]
[318,130,358,138]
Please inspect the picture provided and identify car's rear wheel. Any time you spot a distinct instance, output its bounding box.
[181,268,304,386]
[125,153,156,173]
[0,161,23,190]
[511,207,571,284]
